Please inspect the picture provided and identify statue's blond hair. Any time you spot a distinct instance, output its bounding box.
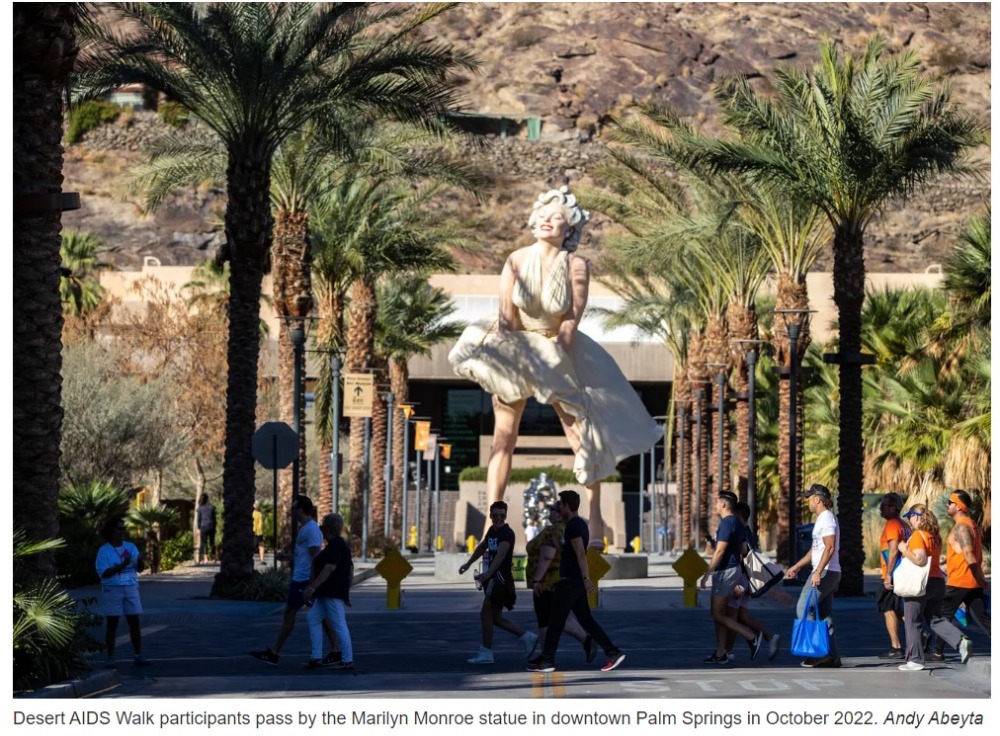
[528,185,590,252]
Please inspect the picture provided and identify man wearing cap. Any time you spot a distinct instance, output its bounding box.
[699,491,764,664]
[929,490,990,663]
[876,492,910,660]
[786,484,842,668]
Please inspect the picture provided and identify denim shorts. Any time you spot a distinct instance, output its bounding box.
[287,579,310,610]
[711,565,742,597]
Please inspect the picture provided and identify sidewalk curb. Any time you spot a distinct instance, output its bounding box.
[17,668,120,699]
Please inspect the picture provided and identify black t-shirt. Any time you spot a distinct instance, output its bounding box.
[312,536,352,601]
[715,514,745,570]
[560,516,589,580]
[485,524,515,584]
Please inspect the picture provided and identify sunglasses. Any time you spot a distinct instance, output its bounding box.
[490,512,506,519]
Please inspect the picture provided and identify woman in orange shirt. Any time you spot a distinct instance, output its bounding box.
[896,504,944,671]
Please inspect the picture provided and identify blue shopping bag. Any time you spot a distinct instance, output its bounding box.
[791,588,830,658]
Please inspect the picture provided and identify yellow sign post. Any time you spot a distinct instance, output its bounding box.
[413,421,431,451]
[343,373,374,418]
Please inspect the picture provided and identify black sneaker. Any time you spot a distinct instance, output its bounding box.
[302,658,323,670]
[801,655,841,668]
[250,648,279,666]
[322,650,343,667]
[877,648,903,660]
[703,652,728,664]
[526,657,555,673]
[928,651,946,662]
[583,635,598,664]
[748,631,764,662]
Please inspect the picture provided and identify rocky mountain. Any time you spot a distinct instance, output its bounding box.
[62,2,991,274]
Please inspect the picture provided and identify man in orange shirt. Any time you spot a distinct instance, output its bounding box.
[929,490,990,663]
[876,492,909,659]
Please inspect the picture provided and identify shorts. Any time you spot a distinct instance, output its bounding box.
[101,584,143,617]
[728,570,750,609]
[485,576,517,611]
[286,579,310,610]
[711,565,742,597]
[533,589,554,627]
[254,534,264,547]
[877,585,902,614]
[199,528,216,555]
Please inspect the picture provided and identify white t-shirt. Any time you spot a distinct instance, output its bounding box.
[293,519,323,582]
[811,509,841,573]
[95,541,140,586]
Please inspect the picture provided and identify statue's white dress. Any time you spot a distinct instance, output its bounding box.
[448,247,663,485]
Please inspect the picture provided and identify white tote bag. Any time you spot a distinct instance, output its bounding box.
[893,533,930,598]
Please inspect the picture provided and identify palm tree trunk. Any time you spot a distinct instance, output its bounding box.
[688,331,711,545]
[727,301,758,502]
[704,313,729,497]
[389,358,409,544]
[346,278,377,538]
[832,223,866,596]
[214,153,272,592]
[13,4,78,581]
[314,284,346,518]
[272,209,312,546]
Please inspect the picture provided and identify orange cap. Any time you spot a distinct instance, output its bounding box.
[949,492,969,511]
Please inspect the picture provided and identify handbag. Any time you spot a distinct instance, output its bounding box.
[742,547,785,598]
[791,588,831,658]
[893,533,930,597]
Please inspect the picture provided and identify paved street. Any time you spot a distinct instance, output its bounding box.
[68,556,989,700]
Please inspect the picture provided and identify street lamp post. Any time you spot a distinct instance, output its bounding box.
[775,309,815,571]
[706,363,728,498]
[330,354,343,514]
[677,404,687,549]
[288,320,306,554]
[362,416,372,562]
[383,391,394,539]
[652,415,669,554]
[399,404,415,554]
[638,442,646,552]
[693,386,705,547]
[733,339,767,540]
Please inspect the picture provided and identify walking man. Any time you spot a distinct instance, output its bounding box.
[303,514,354,670]
[459,500,537,664]
[786,484,842,668]
[876,492,909,660]
[700,492,763,664]
[724,501,780,662]
[251,496,340,666]
[929,490,990,663]
[526,490,626,673]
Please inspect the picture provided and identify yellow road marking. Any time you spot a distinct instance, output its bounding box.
[531,671,566,698]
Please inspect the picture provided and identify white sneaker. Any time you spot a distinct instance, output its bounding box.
[467,647,494,664]
[898,661,925,672]
[768,633,781,660]
[725,650,735,662]
[521,631,539,656]
[959,637,973,664]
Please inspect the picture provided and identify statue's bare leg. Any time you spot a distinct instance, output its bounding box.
[552,402,605,546]
[486,395,526,506]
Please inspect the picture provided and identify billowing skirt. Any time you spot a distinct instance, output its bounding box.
[448,322,663,484]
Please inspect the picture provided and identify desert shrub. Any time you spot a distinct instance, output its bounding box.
[508,26,547,49]
[158,101,189,128]
[56,480,130,587]
[214,567,290,601]
[65,100,120,144]
[160,532,194,571]
[14,531,102,693]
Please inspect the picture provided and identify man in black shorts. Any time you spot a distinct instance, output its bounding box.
[459,501,538,664]
[527,490,626,673]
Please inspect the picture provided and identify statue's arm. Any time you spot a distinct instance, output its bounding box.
[498,254,521,332]
[557,255,589,353]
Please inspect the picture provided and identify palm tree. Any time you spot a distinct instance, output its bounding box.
[376,275,464,542]
[13,3,87,582]
[77,2,477,588]
[59,230,106,317]
[700,35,986,595]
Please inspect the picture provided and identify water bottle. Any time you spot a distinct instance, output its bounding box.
[474,572,483,590]
[955,603,968,627]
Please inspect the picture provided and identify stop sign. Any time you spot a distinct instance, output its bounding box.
[252,422,298,469]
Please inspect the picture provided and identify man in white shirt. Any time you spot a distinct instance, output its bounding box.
[786,484,842,668]
[251,496,340,666]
